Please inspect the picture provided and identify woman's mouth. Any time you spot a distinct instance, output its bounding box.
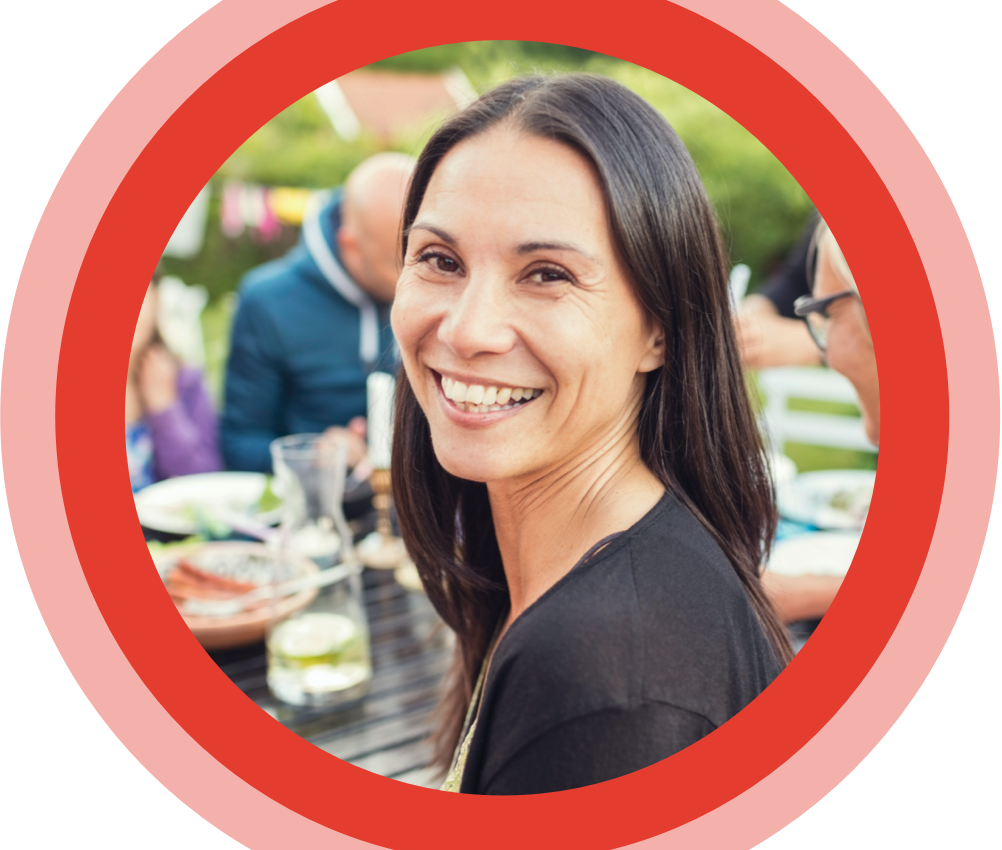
[439,374,543,414]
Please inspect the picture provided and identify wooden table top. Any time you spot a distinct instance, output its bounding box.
[207,567,453,789]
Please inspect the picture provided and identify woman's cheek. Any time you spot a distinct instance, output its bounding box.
[390,278,422,353]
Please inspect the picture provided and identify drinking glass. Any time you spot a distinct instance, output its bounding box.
[270,433,353,567]
[266,434,371,707]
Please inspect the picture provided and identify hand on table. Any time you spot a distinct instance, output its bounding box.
[761,570,844,624]
[138,344,178,413]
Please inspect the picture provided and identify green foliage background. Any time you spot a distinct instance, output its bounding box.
[159,41,814,303]
[160,41,871,473]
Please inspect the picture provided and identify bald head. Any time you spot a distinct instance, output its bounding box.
[337,153,416,303]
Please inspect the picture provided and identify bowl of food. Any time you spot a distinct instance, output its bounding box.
[152,540,319,650]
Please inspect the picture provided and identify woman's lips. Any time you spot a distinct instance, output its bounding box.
[433,371,543,419]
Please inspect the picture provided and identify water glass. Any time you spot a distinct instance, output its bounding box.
[267,433,371,707]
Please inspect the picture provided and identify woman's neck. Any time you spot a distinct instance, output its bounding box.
[486,423,665,624]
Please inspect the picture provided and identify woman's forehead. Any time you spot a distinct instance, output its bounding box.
[418,129,611,250]
[436,127,593,192]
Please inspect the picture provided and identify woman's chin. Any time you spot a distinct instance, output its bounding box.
[431,443,517,485]
[434,456,498,484]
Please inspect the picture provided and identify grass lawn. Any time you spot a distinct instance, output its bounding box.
[784,441,877,473]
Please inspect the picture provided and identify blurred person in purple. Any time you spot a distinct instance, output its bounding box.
[126,281,222,491]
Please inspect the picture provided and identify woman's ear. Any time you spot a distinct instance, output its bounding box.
[638,325,666,373]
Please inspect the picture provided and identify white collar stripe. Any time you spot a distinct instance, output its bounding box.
[302,208,379,365]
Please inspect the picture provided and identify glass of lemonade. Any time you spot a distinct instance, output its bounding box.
[267,434,372,707]
[266,568,371,707]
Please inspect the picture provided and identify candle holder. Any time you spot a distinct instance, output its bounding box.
[357,468,408,570]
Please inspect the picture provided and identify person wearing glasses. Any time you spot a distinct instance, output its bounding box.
[794,221,879,446]
[760,222,876,625]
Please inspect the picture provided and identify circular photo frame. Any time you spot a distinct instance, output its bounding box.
[4,1,996,848]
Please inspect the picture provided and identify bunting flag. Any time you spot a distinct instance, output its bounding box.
[220,181,245,238]
[268,186,314,225]
[219,181,317,241]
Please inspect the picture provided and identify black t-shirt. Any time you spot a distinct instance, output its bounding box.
[459,493,782,795]
[756,213,818,318]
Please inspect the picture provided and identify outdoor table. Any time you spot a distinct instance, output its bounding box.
[203,544,819,788]
[140,451,833,795]
[206,567,453,789]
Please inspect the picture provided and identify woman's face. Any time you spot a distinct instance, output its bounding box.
[391,127,664,484]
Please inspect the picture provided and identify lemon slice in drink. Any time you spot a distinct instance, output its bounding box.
[271,613,357,664]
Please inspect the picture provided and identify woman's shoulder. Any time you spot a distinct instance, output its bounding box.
[624,495,782,719]
[513,493,754,635]
[489,493,780,726]
[627,493,760,620]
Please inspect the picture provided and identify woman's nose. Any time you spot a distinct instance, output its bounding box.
[437,275,517,359]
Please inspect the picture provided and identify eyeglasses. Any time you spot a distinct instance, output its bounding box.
[793,290,857,353]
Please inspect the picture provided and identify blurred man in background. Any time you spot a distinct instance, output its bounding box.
[222,153,415,472]
[762,220,878,623]
[796,221,878,445]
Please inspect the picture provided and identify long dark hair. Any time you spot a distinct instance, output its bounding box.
[391,74,792,771]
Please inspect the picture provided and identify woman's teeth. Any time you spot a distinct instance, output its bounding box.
[441,376,542,413]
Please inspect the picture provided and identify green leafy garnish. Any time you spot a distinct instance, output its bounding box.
[185,505,232,540]
[257,476,282,513]
[147,535,205,556]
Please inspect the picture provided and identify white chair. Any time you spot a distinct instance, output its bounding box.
[757,366,876,454]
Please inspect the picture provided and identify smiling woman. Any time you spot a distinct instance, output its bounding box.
[390,74,792,795]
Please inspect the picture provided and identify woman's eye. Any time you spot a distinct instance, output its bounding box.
[527,267,570,285]
[418,251,460,274]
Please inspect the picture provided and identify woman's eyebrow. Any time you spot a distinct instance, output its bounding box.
[405,222,456,245]
[405,226,600,265]
[517,240,601,264]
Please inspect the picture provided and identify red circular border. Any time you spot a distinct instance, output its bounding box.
[54,1,947,848]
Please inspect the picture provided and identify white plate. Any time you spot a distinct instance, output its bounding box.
[777,469,876,530]
[767,531,861,577]
[134,472,282,535]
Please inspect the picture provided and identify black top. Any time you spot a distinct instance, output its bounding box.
[459,493,782,795]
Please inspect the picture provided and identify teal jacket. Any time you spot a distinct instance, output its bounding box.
[221,191,396,472]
